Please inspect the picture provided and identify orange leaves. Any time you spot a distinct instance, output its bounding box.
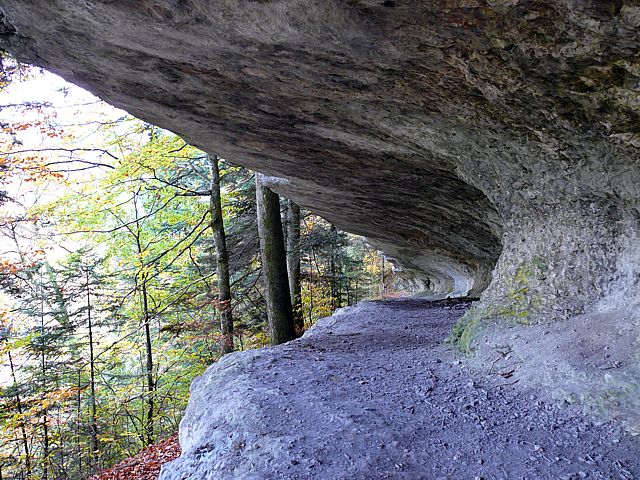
[22,162,65,182]
[0,306,8,331]
[0,247,45,275]
[89,434,181,480]
[0,258,24,275]
[38,386,81,411]
[13,122,31,132]
[0,106,67,184]
[1,154,65,182]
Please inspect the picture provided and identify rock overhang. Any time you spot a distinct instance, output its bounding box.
[0,0,639,307]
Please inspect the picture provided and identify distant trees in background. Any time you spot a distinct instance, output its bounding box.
[0,60,394,479]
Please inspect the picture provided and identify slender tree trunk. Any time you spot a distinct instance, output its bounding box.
[309,248,315,323]
[255,174,295,345]
[133,193,154,447]
[41,363,49,480]
[7,349,31,479]
[208,155,234,354]
[285,200,303,335]
[85,270,98,457]
[141,275,154,446]
[329,224,337,310]
[355,278,359,304]
[39,281,49,480]
[76,372,82,476]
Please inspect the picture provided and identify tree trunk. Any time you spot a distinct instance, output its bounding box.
[208,155,234,354]
[133,193,154,447]
[141,274,154,447]
[7,349,31,479]
[255,174,295,345]
[308,266,314,324]
[354,278,358,304]
[285,200,303,335]
[40,280,49,480]
[329,224,338,310]
[75,372,82,476]
[345,277,351,306]
[85,269,98,457]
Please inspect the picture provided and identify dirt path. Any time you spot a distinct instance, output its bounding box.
[161,299,639,480]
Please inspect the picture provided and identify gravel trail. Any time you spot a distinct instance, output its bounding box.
[161,299,639,480]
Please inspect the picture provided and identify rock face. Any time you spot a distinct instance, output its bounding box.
[1,0,640,440]
[3,0,639,307]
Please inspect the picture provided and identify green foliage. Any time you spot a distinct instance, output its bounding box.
[298,215,383,326]
[0,103,388,479]
[447,306,485,354]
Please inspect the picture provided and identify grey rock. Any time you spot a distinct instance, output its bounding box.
[157,301,639,479]
[2,1,639,307]
[1,2,640,473]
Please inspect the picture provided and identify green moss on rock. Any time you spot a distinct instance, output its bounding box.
[449,257,549,352]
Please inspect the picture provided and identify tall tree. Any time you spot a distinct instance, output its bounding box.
[3,342,32,479]
[131,190,155,447]
[37,270,50,480]
[208,154,234,354]
[284,199,303,336]
[255,174,295,345]
[83,266,98,457]
[329,223,339,310]
[380,254,386,298]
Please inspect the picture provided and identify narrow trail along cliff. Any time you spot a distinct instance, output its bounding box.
[160,300,639,480]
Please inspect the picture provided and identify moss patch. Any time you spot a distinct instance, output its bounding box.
[447,306,487,354]
[448,257,548,353]
[505,257,547,324]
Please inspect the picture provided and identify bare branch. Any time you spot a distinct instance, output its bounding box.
[2,147,119,162]
[44,159,115,170]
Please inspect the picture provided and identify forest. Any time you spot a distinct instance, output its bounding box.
[0,58,393,479]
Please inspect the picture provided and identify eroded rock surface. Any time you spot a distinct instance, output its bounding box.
[159,300,640,479]
[3,0,639,305]
[2,0,640,440]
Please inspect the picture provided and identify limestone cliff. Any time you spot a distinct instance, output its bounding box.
[1,0,639,432]
[3,1,639,306]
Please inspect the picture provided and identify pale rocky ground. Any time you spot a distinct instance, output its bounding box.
[160,300,640,480]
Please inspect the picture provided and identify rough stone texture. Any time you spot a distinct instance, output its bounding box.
[470,305,640,436]
[159,300,640,479]
[3,0,639,304]
[476,202,640,320]
[2,0,640,449]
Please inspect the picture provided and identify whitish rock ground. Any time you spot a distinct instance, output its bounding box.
[161,300,639,480]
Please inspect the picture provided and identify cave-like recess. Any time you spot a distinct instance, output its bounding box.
[2,2,640,331]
